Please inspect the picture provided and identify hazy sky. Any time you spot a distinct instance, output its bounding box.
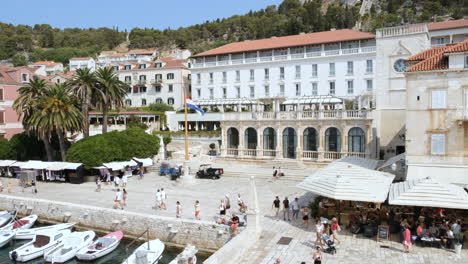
[0,0,284,30]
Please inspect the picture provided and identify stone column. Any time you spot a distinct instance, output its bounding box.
[238,127,245,158]
[276,127,283,159]
[221,128,227,157]
[257,128,262,158]
[318,125,325,161]
[296,126,303,160]
[366,125,372,158]
[341,126,348,154]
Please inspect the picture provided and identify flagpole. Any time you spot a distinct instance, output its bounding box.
[184,93,189,161]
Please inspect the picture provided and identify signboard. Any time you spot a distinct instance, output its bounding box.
[377,225,389,241]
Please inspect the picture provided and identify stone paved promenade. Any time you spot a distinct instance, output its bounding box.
[1,172,466,263]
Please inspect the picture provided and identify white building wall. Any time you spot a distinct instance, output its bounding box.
[448,53,466,69]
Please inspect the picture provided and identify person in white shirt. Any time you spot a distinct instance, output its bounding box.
[113,175,120,190]
[315,219,324,246]
[122,175,128,188]
[114,188,123,210]
[451,220,461,235]
[176,201,182,218]
[155,189,162,209]
[291,198,300,220]
[160,188,167,210]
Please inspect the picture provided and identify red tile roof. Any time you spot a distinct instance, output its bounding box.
[127,49,155,55]
[428,19,468,31]
[406,40,468,72]
[33,61,61,66]
[192,29,375,58]
[70,57,93,61]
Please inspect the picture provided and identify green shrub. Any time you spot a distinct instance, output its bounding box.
[0,138,14,159]
[126,115,149,130]
[148,103,174,112]
[212,107,220,113]
[67,127,160,169]
[224,108,234,112]
[209,143,216,150]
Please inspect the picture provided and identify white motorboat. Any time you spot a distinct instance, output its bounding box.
[169,244,198,264]
[123,239,165,264]
[15,223,75,240]
[1,215,38,232]
[76,231,123,261]
[9,229,71,262]
[0,211,16,227]
[0,232,15,248]
[44,230,95,263]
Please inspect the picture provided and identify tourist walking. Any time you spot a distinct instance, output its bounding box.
[291,197,300,220]
[219,199,226,216]
[312,246,322,264]
[160,188,167,210]
[331,217,341,243]
[272,166,278,180]
[122,189,128,206]
[315,219,324,246]
[113,175,120,190]
[176,201,182,218]
[272,196,280,217]
[96,178,102,192]
[302,207,309,229]
[114,188,123,210]
[122,175,128,188]
[283,197,290,221]
[155,189,162,209]
[139,166,144,180]
[194,200,201,220]
[403,224,412,253]
[31,180,37,194]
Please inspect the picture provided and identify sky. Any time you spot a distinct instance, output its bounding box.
[0,0,284,30]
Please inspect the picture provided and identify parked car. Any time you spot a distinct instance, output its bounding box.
[196,164,223,180]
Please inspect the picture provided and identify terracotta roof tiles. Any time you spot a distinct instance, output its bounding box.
[428,19,468,31]
[70,57,93,61]
[406,40,468,72]
[192,29,375,58]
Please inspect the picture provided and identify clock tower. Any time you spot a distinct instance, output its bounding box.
[374,24,430,160]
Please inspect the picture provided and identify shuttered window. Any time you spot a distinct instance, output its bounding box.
[0,112,4,124]
[430,134,445,155]
[431,90,446,109]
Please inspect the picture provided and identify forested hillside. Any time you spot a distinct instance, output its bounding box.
[0,0,466,66]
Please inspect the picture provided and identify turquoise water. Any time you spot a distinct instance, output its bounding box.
[0,235,207,264]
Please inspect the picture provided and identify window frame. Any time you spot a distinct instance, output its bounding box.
[430,133,446,155]
[431,89,447,109]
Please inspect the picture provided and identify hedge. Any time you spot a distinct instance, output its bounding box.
[66,127,160,169]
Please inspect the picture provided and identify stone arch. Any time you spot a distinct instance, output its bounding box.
[325,127,341,152]
[227,127,239,148]
[348,127,365,153]
[303,127,319,151]
[263,127,276,150]
[283,127,297,159]
[244,127,258,149]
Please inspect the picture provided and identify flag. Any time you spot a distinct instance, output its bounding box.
[186,97,205,116]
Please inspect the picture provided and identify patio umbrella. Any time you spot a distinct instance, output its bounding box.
[389,177,468,210]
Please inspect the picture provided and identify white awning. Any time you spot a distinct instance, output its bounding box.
[389,177,468,210]
[19,161,53,170]
[297,161,395,203]
[378,153,406,170]
[46,162,82,171]
[103,162,125,171]
[337,157,379,170]
[282,95,342,105]
[133,158,153,167]
[0,160,17,167]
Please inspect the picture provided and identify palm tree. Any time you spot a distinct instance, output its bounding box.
[68,68,99,138]
[13,79,54,161]
[94,67,128,133]
[30,84,83,161]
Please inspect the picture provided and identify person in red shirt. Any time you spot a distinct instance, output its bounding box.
[331,217,341,243]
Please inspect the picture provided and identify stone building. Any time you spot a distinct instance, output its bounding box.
[404,39,468,186]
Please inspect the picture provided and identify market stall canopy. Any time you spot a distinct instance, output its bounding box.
[338,157,379,170]
[388,177,468,210]
[19,160,53,170]
[103,160,138,171]
[378,153,406,170]
[133,158,153,167]
[46,162,83,171]
[297,161,395,203]
[0,160,17,167]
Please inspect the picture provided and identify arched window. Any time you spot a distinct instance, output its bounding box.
[227,128,239,148]
[303,128,318,151]
[325,127,341,152]
[167,98,175,105]
[155,98,163,104]
[348,127,365,153]
[283,127,297,159]
[263,127,276,150]
[244,128,258,149]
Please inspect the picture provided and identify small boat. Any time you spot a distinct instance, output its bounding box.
[15,223,75,240]
[0,232,15,248]
[0,211,16,227]
[169,244,198,264]
[76,231,123,261]
[9,229,71,262]
[44,230,95,263]
[123,239,165,264]
[1,215,38,232]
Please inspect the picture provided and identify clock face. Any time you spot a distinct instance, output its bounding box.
[393,59,408,72]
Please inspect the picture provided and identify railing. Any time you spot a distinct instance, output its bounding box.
[263,149,276,157]
[138,80,147,84]
[243,149,257,157]
[150,79,162,84]
[377,24,427,38]
[226,148,239,156]
[224,110,372,121]
[345,152,367,158]
[192,47,377,68]
[323,151,345,160]
[302,151,319,160]
[124,80,132,85]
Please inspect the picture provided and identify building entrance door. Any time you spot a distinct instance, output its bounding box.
[283,127,297,159]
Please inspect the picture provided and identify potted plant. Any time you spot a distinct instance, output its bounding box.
[454,232,464,256]
[208,143,217,156]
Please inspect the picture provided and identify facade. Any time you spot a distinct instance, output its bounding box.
[69,57,96,71]
[96,49,156,68]
[375,19,468,160]
[115,57,191,109]
[404,40,468,186]
[28,61,64,76]
[0,66,38,139]
[191,29,376,108]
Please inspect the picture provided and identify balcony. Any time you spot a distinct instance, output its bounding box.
[224,148,369,160]
[124,80,132,85]
[138,80,147,85]
[150,79,163,84]
[223,110,372,121]
[192,46,376,68]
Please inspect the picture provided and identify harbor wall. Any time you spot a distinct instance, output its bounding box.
[0,194,231,252]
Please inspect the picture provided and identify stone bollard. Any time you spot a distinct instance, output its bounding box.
[63,212,72,223]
